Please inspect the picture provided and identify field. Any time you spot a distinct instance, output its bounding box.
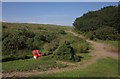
[2,22,119,77]
[1,4,119,78]
[2,22,91,76]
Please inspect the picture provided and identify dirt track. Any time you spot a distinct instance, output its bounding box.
[2,30,118,77]
[67,30,118,60]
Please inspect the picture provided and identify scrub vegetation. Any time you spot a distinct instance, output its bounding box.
[2,5,119,77]
[2,22,90,73]
[2,22,90,63]
[73,6,120,40]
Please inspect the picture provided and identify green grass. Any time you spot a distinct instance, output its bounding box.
[2,22,71,33]
[34,58,118,77]
[59,33,90,54]
[2,22,91,73]
[97,40,118,48]
[2,56,67,73]
[97,40,119,53]
[78,53,91,61]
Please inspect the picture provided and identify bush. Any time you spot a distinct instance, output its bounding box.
[95,26,118,40]
[74,55,82,62]
[73,6,119,40]
[54,41,81,62]
[3,25,7,28]
[2,28,36,55]
[44,42,58,52]
[26,38,34,50]
[2,33,27,55]
[25,31,35,38]
[2,32,9,41]
[2,55,32,62]
[58,30,66,35]
[33,40,44,50]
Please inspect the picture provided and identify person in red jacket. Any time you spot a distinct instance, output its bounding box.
[32,50,42,59]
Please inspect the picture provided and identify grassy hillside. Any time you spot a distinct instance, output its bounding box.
[2,21,118,77]
[73,6,120,40]
[2,4,119,78]
[2,22,90,63]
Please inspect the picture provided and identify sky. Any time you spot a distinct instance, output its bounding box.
[2,2,118,26]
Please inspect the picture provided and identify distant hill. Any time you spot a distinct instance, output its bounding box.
[73,6,120,40]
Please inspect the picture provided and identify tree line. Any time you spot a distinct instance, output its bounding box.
[73,6,120,40]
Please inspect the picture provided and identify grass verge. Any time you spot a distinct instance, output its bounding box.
[2,56,67,73]
[34,58,118,77]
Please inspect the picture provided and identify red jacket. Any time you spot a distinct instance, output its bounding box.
[32,50,42,58]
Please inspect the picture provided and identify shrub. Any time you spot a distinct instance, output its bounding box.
[3,25,7,28]
[58,30,66,35]
[26,38,34,50]
[73,6,119,40]
[95,26,118,40]
[2,32,9,41]
[54,41,81,62]
[2,28,36,55]
[2,33,27,55]
[2,55,32,62]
